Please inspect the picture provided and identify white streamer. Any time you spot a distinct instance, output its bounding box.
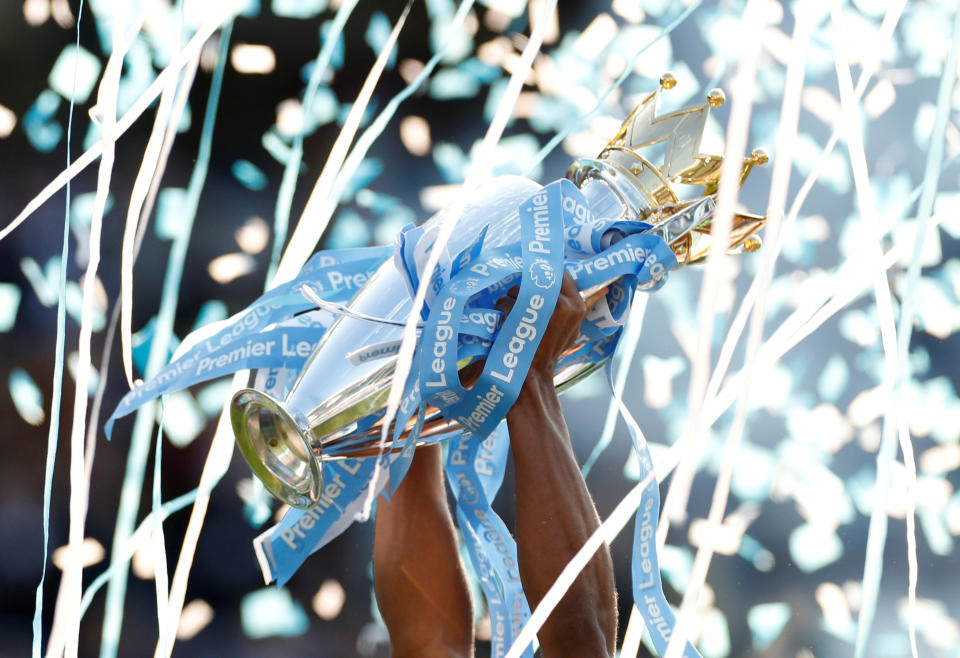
[59,14,142,658]
[831,6,917,657]
[668,7,813,657]
[505,472,655,658]
[658,0,764,587]
[270,3,411,287]
[119,15,192,389]
[465,0,557,186]
[656,0,909,555]
[0,0,241,243]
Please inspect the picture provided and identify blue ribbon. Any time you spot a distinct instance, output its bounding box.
[112,175,700,656]
[447,425,531,658]
[104,247,391,437]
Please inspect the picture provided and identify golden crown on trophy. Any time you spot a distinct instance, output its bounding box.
[569,72,768,268]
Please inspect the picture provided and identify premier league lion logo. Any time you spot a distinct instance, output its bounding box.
[528,260,556,290]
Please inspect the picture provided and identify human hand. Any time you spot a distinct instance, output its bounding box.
[494,272,607,380]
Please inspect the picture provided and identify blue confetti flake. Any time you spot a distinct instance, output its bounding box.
[698,608,731,658]
[132,317,180,378]
[70,192,113,230]
[271,0,326,18]
[788,523,843,573]
[240,588,309,639]
[231,160,269,191]
[365,12,396,67]
[817,355,849,402]
[432,142,468,183]
[23,91,64,152]
[47,45,102,104]
[303,86,339,133]
[342,158,384,200]
[116,37,156,116]
[197,378,235,418]
[428,68,482,100]
[319,20,346,71]
[19,257,56,307]
[9,369,45,426]
[747,602,791,651]
[155,188,189,240]
[158,391,206,448]
[190,301,229,332]
[326,209,371,249]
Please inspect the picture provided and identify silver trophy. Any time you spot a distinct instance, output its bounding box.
[231,74,768,509]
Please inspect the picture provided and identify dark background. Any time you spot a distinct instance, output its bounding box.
[2,1,959,657]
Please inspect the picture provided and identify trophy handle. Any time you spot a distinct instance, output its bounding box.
[231,388,323,508]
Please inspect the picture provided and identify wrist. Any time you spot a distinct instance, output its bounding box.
[511,367,556,412]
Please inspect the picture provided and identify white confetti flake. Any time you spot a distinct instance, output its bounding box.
[231,43,276,74]
[52,537,105,570]
[176,599,215,641]
[311,579,346,620]
[208,253,256,284]
[235,216,270,255]
[0,283,22,332]
[0,104,16,138]
[399,115,431,156]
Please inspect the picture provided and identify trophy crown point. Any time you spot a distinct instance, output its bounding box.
[750,147,769,166]
[660,72,677,89]
[706,88,726,107]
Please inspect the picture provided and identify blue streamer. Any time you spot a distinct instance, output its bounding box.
[33,3,84,656]
[611,359,699,657]
[447,426,532,658]
[100,20,234,658]
[525,0,704,175]
[79,489,200,619]
[267,0,361,287]
[854,6,960,657]
[325,0,476,204]
[152,405,169,657]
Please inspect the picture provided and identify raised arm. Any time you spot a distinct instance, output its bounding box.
[374,444,474,658]
[502,274,618,657]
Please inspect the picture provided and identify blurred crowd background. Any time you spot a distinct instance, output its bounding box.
[2,0,959,656]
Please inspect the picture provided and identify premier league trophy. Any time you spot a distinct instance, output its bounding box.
[229,73,769,509]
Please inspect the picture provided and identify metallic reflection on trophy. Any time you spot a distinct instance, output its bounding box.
[231,73,769,509]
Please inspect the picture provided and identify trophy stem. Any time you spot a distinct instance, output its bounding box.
[231,389,323,508]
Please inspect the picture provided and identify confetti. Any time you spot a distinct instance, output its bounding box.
[0,283,22,332]
[240,588,309,638]
[52,538,106,570]
[9,368,45,426]
[231,44,277,75]
[47,45,102,104]
[789,523,844,573]
[158,391,206,448]
[311,579,346,620]
[207,253,257,284]
[272,0,327,19]
[0,104,16,138]
[175,599,214,641]
[231,159,269,191]
[8,2,960,657]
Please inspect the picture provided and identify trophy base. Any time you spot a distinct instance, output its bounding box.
[231,388,323,509]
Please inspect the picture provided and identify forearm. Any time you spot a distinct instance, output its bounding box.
[507,374,617,656]
[374,445,474,658]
